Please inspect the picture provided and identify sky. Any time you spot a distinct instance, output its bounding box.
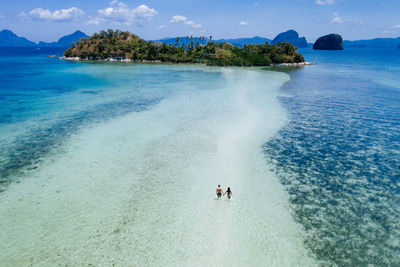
[1,0,400,43]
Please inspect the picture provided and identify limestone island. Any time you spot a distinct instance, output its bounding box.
[271,30,308,48]
[62,29,306,66]
[313,34,344,50]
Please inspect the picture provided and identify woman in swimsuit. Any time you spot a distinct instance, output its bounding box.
[224,187,232,199]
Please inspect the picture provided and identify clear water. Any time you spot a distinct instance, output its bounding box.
[0,48,312,265]
[264,48,400,265]
[1,47,399,266]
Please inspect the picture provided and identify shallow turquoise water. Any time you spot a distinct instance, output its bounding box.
[0,48,223,188]
[1,47,400,265]
[0,48,312,265]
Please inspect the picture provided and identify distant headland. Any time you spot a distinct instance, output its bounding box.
[2,29,400,49]
[271,30,308,48]
[62,30,305,66]
[38,31,88,48]
[0,30,88,48]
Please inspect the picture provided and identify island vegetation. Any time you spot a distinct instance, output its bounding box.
[63,29,305,66]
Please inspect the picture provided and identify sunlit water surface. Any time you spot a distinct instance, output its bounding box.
[0,48,312,266]
[264,48,400,265]
[1,47,400,266]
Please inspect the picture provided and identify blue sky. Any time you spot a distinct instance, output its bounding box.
[1,0,400,42]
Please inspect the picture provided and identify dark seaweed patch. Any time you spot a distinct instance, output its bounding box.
[0,97,160,192]
[264,68,400,265]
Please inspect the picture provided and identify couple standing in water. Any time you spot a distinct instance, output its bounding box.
[216,185,232,199]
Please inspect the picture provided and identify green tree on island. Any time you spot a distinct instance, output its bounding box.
[64,29,305,66]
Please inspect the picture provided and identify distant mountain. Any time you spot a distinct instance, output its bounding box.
[153,36,271,47]
[179,35,400,49]
[0,29,89,47]
[344,37,400,48]
[271,30,308,48]
[39,30,89,47]
[0,29,36,47]
[4,28,399,50]
[215,36,271,47]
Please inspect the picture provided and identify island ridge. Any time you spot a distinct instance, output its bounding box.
[63,29,305,66]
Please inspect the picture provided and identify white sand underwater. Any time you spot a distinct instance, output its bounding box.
[0,67,315,266]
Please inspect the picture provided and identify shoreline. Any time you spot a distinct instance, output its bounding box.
[59,56,315,66]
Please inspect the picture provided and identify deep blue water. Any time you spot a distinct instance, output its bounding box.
[1,47,400,265]
[264,48,400,265]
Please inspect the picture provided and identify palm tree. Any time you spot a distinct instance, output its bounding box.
[189,36,194,50]
[199,36,204,46]
[175,36,181,47]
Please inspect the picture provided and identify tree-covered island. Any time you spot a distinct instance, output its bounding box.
[63,29,305,66]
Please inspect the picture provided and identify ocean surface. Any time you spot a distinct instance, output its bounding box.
[0,47,399,265]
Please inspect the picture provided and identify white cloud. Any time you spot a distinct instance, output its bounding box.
[187,21,202,28]
[384,25,400,36]
[382,30,395,36]
[330,12,343,24]
[85,17,105,25]
[240,21,249,26]
[22,7,84,21]
[170,15,186,24]
[155,24,166,30]
[170,15,202,28]
[316,0,336,5]
[330,12,362,24]
[87,0,158,26]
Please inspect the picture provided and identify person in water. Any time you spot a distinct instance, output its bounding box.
[216,185,223,198]
[224,187,232,199]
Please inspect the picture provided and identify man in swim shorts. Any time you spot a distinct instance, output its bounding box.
[216,185,223,198]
